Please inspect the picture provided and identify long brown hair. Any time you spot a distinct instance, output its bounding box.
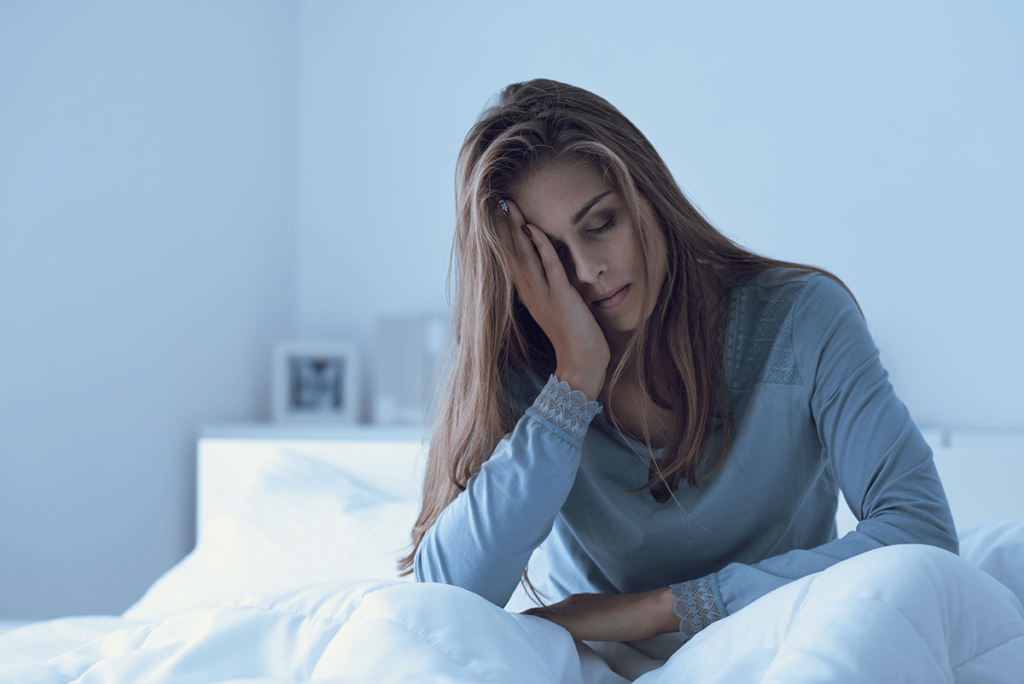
[398,79,849,575]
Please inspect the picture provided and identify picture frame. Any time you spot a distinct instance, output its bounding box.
[272,342,361,424]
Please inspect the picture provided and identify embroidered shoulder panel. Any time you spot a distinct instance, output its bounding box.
[722,280,805,389]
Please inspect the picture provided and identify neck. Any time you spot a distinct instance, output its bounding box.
[604,333,679,407]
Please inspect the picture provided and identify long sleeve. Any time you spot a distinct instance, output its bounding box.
[671,273,958,638]
[414,374,602,607]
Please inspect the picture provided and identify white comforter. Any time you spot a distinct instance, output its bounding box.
[2,544,1023,683]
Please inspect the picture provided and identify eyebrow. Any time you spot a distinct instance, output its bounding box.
[571,191,613,226]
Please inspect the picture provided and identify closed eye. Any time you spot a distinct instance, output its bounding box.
[587,214,617,236]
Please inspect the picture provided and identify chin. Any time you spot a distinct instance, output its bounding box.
[599,318,639,341]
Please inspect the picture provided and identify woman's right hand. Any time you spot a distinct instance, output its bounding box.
[496,199,610,401]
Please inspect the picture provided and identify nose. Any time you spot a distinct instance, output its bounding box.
[564,244,606,286]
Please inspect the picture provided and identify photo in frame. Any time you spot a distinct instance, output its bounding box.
[272,342,360,423]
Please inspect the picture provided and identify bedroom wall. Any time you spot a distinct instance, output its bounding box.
[0,1,297,619]
[295,0,1023,431]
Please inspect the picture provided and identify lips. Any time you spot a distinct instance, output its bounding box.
[593,284,629,310]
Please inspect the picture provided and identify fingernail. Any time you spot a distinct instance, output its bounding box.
[498,199,509,216]
[521,224,532,237]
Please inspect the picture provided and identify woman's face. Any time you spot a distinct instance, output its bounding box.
[511,158,667,346]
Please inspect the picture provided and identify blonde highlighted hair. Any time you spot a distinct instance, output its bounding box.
[399,79,848,575]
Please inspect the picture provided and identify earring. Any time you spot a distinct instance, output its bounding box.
[498,199,509,216]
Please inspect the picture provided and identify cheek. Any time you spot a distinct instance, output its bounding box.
[620,233,645,276]
[557,249,579,282]
[644,249,670,309]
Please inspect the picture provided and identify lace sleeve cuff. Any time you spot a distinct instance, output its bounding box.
[524,374,602,448]
[669,574,729,642]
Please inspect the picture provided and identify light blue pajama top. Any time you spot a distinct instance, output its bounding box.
[414,269,958,638]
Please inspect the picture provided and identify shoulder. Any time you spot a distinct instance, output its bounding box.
[731,266,807,303]
[722,268,860,389]
[729,267,858,326]
[754,269,875,393]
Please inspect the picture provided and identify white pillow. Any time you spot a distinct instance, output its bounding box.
[124,449,418,622]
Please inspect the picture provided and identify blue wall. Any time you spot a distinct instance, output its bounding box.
[0,1,297,618]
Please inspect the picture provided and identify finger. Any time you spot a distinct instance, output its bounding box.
[493,202,530,289]
[522,606,552,616]
[502,199,549,290]
[521,224,572,291]
[493,201,517,257]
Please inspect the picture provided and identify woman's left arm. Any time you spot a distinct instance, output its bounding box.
[682,275,956,639]
[527,274,958,642]
[707,274,958,617]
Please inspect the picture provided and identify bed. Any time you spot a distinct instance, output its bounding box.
[1,425,1022,683]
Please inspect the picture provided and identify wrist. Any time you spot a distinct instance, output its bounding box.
[553,365,605,402]
[646,586,681,637]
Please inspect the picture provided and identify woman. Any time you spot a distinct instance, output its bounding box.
[399,79,957,645]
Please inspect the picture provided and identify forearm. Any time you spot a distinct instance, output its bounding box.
[523,585,681,642]
[649,586,684,638]
[415,375,601,606]
[414,423,577,605]
[715,507,958,615]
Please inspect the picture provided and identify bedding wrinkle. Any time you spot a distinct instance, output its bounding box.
[950,632,1024,681]
[764,596,953,684]
[634,545,1023,684]
[313,582,583,683]
[330,616,518,683]
[2,502,1023,682]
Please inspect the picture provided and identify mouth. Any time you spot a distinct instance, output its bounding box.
[593,284,630,310]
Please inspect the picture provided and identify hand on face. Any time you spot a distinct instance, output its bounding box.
[496,198,609,401]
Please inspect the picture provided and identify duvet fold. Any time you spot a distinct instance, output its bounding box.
[1,545,1022,684]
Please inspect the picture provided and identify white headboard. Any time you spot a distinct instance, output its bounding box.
[197,424,1023,541]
